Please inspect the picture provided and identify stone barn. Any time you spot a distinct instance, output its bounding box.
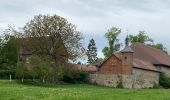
[88,38,170,88]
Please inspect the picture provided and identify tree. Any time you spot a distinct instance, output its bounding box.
[27,55,55,82]
[129,31,168,53]
[15,14,84,65]
[16,61,27,82]
[0,27,18,70]
[40,62,54,83]
[102,27,121,58]
[129,31,153,44]
[94,58,104,65]
[87,38,97,64]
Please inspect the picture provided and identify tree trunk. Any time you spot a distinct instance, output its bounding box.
[22,76,24,83]
[9,74,11,82]
[43,76,45,83]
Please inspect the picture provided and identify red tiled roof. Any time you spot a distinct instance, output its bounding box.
[131,43,170,67]
[133,58,159,72]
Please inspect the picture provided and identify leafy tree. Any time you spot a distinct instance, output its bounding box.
[95,58,104,65]
[129,31,167,53]
[37,60,54,83]
[87,38,98,64]
[27,55,55,82]
[15,14,84,65]
[0,27,18,70]
[16,61,27,82]
[129,31,153,44]
[102,27,121,58]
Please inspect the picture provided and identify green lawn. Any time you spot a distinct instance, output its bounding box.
[0,80,170,100]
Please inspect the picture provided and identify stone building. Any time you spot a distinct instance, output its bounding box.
[88,37,170,88]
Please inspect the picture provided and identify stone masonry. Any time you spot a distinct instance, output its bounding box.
[88,68,159,88]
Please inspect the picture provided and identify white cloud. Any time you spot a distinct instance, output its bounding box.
[0,0,170,57]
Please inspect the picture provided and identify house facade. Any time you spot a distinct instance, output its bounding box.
[87,38,170,88]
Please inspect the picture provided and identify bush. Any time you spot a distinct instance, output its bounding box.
[57,64,88,83]
[0,70,15,79]
[16,56,89,84]
[116,75,124,88]
[63,71,88,83]
[159,73,170,88]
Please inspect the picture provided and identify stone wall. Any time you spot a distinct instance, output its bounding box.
[160,66,170,78]
[87,68,160,88]
[131,68,159,88]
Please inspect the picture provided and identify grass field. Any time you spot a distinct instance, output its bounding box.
[0,80,170,100]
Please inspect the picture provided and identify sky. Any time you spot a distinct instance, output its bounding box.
[0,0,170,59]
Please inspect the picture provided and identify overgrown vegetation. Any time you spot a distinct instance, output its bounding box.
[116,75,124,88]
[159,73,170,88]
[15,55,88,84]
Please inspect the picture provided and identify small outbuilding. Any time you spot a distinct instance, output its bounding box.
[88,37,170,88]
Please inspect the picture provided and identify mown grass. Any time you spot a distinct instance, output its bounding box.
[0,80,170,100]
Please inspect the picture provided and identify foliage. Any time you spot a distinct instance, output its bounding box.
[129,31,167,53]
[16,61,29,81]
[56,64,88,83]
[0,70,15,79]
[62,70,88,83]
[159,73,170,88]
[16,55,88,84]
[102,27,121,58]
[27,55,55,82]
[87,38,98,64]
[116,75,124,88]
[16,14,84,64]
[129,31,153,44]
[0,27,18,67]
[94,58,104,65]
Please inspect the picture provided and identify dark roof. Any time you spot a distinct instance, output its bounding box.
[131,43,170,67]
[21,51,32,56]
[121,46,134,53]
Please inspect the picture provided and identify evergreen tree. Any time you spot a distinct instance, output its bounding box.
[87,38,97,64]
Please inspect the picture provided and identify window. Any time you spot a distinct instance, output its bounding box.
[125,57,127,60]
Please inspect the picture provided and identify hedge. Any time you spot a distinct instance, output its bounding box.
[0,70,15,79]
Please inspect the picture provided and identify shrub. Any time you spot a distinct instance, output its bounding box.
[16,56,89,84]
[0,70,15,79]
[116,75,124,88]
[159,73,170,88]
[152,82,160,89]
[63,71,88,83]
[57,64,88,83]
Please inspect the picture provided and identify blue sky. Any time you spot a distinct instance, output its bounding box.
[0,0,170,58]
